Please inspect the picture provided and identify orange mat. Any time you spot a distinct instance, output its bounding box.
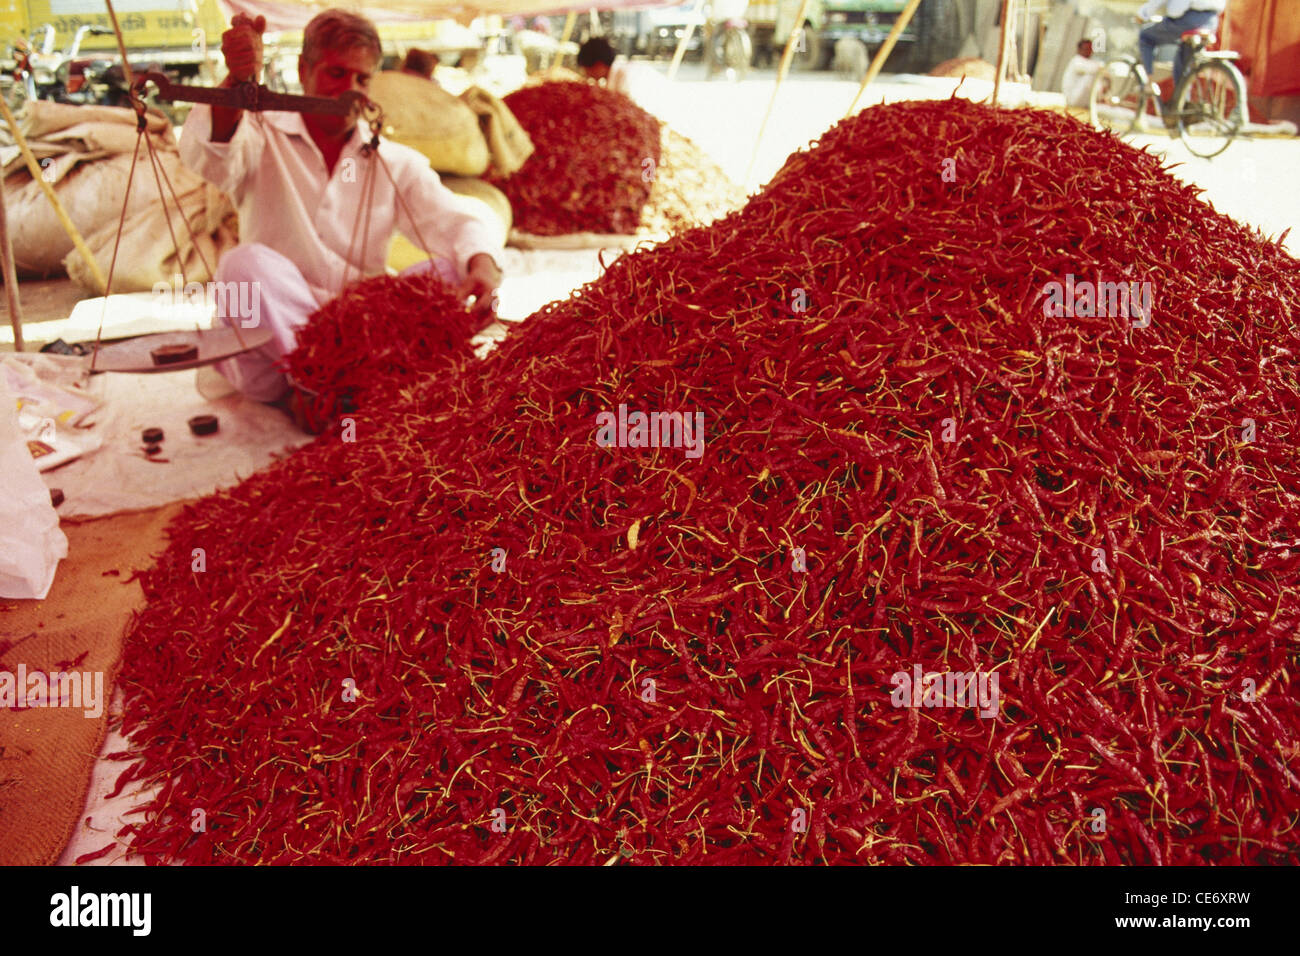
[0,502,182,865]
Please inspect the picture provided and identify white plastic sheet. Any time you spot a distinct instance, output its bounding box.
[0,374,69,600]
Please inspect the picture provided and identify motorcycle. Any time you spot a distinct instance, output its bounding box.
[6,23,155,110]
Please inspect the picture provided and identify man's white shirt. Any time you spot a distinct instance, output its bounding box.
[179,104,500,306]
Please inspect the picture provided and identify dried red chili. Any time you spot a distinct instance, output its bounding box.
[112,97,1300,866]
[483,81,662,236]
[280,271,483,432]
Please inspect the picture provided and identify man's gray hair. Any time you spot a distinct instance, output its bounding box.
[302,8,382,67]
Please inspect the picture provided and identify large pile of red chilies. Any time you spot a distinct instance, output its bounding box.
[280,272,481,428]
[114,98,1300,864]
[484,81,662,235]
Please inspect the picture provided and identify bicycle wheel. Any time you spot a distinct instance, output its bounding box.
[721,27,752,74]
[1175,59,1244,158]
[1089,59,1143,136]
[792,23,824,71]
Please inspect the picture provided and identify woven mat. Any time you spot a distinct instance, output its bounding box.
[0,502,181,865]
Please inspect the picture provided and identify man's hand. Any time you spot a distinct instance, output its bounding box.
[223,13,265,83]
[458,253,502,320]
[211,13,265,142]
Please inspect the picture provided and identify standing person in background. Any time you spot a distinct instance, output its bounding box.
[400,47,440,82]
[576,36,630,95]
[576,36,671,118]
[180,9,502,409]
[1136,0,1227,97]
[1061,38,1103,108]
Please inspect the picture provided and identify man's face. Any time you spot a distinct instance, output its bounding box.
[299,44,378,133]
[583,62,610,81]
[1079,41,1093,59]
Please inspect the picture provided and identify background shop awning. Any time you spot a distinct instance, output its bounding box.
[219,0,681,30]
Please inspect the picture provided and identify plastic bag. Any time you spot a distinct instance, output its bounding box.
[0,374,68,599]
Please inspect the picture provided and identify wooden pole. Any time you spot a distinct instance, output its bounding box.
[744,0,812,185]
[666,18,698,81]
[845,0,924,116]
[0,95,107,294]
[993,0,1013,106]
[554,10,577,68]
[0,175,24,352]
[1019,0,1029,82]
[103,0,135,88]
[1004,28,1017,87]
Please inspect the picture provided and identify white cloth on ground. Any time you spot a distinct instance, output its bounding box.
[36,364,313,518]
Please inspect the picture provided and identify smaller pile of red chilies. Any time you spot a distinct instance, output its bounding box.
[280,272,481,429]
[485,81,662,235]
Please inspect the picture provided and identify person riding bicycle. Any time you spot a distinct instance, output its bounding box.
[1136,0,1226,98]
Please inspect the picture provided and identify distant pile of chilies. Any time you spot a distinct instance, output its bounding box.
[485,81,662,235]
[111,99,1300,864]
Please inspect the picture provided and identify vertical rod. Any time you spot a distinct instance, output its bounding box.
[744,0,813,185]
[846,0,924,116]
[0,174,24,352]
[555,10,577,68]
[666,19,698,81]
[0,95,107,293]
[993,0,1013,106]
[104,0,135,87]
[1020,0,1030,82]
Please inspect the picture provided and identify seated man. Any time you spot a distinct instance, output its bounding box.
[1136,0,1226,96]
[180,8,501,404]
[1061,38,1102,109]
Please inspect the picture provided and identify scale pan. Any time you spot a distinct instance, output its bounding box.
[89,327,274,373]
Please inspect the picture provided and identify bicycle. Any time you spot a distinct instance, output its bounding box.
[705,17,753,77]
[1088,21,1246,159]
[704,0,752,79]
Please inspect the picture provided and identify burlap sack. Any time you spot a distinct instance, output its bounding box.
[2,100,234,287]
[526,66,584,85]
[443,176,512,236]
[368,70,489,176]
[459,86,533,177]
[66,180,236,293]
[4,149,179,276]
[0,502,183,865]
[3,100,170,142]
[930,58,999,82]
